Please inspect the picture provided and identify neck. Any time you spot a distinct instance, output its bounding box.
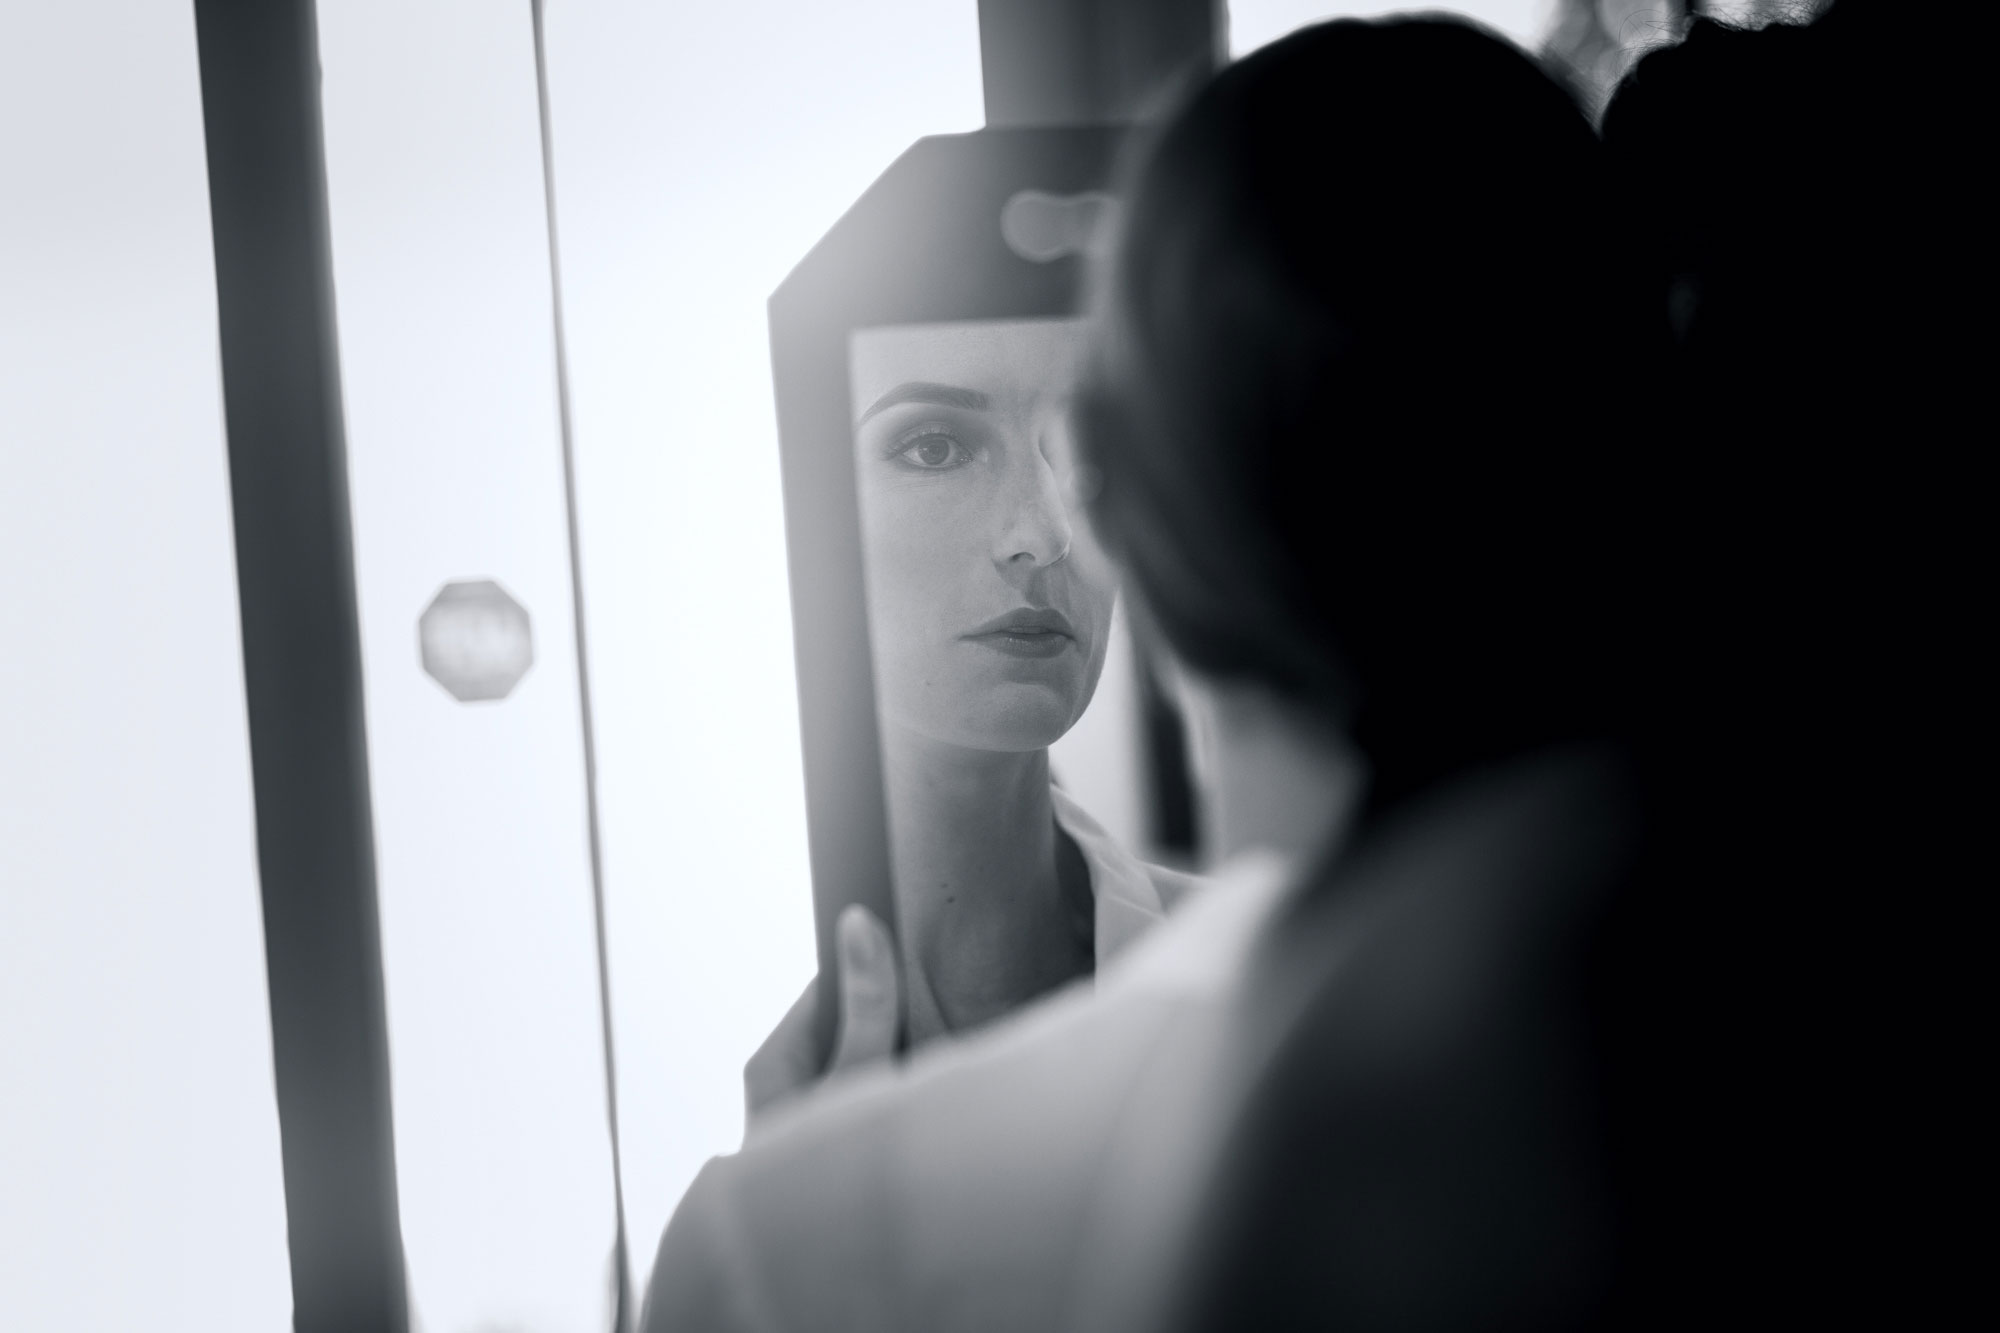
[881,730,1091,1041]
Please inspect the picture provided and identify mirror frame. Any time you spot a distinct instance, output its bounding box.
[768,125,1125,1063]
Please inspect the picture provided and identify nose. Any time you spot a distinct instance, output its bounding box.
[992,445,1074,569]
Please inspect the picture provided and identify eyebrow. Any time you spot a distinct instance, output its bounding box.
[855,381,990,427]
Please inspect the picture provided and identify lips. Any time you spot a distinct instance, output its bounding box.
[962,607,1077,660]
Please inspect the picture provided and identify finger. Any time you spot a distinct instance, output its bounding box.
[830,905,900,1073]
[743,976,820,1121]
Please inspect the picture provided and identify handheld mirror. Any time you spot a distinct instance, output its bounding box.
[768,127,1133,1063]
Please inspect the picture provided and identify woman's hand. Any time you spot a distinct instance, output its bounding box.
[742,904,901,1126]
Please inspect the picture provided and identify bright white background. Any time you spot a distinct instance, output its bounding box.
[1231,0,1554,52]
[315,4,621,1331]
[0,5,293,1331]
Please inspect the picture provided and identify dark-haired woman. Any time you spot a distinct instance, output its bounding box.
[642,16,1667,1331]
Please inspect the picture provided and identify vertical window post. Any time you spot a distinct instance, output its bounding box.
[191,3,408,1329]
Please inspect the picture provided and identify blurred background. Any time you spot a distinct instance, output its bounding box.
[2,2,1708,1329]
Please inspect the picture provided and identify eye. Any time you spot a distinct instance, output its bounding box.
[892,425,972,472]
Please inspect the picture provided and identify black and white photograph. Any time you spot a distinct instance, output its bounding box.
[2,1,1959,1329]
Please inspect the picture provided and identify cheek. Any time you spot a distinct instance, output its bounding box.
[860,483,992,634]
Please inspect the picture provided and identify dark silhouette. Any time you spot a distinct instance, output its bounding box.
[1075,4,1953,1327]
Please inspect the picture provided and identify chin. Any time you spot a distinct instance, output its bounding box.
[910,682,1087,754]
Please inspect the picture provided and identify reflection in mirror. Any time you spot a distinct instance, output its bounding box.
[851,318,1150,1045]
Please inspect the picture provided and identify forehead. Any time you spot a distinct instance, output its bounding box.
[850,318,1086,413]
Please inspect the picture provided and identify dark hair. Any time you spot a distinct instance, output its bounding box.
[1079,15,1665,806]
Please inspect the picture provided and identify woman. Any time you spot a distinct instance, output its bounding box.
[648,16,1663,1332]
[748,316,1199,1114]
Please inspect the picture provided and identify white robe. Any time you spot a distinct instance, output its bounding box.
[1049,784,1202,963]
[641,831,1289,1333]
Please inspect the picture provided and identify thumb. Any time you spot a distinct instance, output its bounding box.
[829,904,900,1073]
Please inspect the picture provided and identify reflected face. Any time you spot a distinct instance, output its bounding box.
[851,319,1116,752]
